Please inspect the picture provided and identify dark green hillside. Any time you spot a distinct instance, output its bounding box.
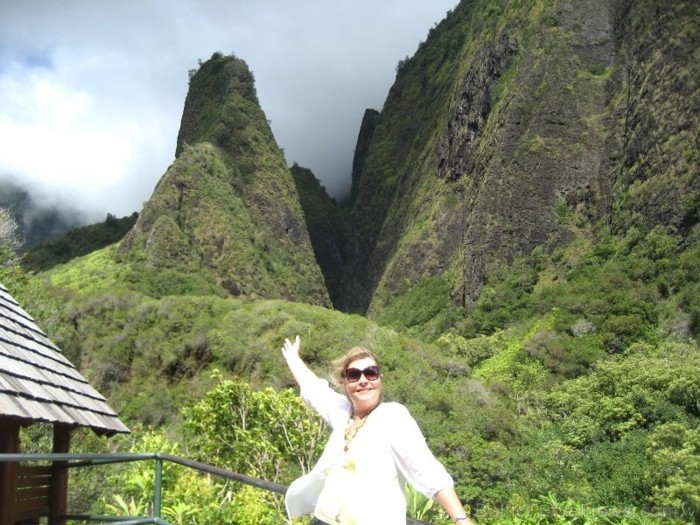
[339,0,478,312]
[21,212,138,272]
[0,179,86,248]
[349,108,380,204]
[609,0,699,235]
[175,52,257,158]
[290,163,350,307]
[11,231,697,520]
[34,270,460,430]
[118,53,330,306]
[342,0,699,328]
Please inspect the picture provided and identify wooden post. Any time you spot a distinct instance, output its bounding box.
[49,424,71,525]
[0,419,21,525]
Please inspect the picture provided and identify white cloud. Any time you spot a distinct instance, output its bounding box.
[0,0,459,221]
[0,61,172,215]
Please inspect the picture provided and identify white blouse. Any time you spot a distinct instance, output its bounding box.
[285,376,454,524]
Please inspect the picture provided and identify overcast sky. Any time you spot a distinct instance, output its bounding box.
[0,0,458,223]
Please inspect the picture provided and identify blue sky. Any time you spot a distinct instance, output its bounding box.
[0,0,458,221]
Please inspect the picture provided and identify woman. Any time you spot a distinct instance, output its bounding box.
[282,335,475,525]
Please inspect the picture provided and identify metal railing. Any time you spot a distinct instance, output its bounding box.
[0,452,430,524]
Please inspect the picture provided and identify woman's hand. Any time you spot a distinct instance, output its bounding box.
[281,335,318,387]
[282,335,301,361]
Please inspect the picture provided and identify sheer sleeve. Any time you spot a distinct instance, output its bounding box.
[385,403,454,498]
[299,376,352,430]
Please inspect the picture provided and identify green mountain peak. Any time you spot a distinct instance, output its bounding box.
[117,53,330,306]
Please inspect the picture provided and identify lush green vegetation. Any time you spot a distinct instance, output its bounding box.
[372,225,700,522]
[3,223,697,523]
[118,53,330,307]
[2,0,697,522]
[21,212,138,272]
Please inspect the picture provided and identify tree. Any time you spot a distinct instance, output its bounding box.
[180,374,328,523]
[182,373,328,483]
[649,422,700,521]
[0,206,23,266]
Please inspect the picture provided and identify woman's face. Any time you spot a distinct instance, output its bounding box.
[343,357,382,414]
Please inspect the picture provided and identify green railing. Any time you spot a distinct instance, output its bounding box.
[0,453,430,524]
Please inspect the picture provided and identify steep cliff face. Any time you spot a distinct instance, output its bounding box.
[341,0,698,317]
[608,0,699,235]
[349,108,380,204]
[119,53,330,306]
[290,164,349,307]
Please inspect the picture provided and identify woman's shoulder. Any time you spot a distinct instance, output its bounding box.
[374,402,428,444]
[376,401,414,420]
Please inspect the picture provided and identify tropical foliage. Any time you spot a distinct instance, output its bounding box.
[6,224,698,523]
[20,212,138,272]
[0,0,697,522]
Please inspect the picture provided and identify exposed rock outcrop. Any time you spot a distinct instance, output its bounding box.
[340,0,698,317]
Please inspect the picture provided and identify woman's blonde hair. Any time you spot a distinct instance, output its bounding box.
[330,346,381,387]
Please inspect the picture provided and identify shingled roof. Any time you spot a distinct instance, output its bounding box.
[0,282,128,435]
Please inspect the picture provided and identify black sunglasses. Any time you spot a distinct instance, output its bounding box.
[344,365,381,383]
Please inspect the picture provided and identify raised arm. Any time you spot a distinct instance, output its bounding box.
[281,335,319,387]
[281,335,350,427]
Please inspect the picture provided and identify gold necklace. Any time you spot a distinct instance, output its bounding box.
[344,402,380,452]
